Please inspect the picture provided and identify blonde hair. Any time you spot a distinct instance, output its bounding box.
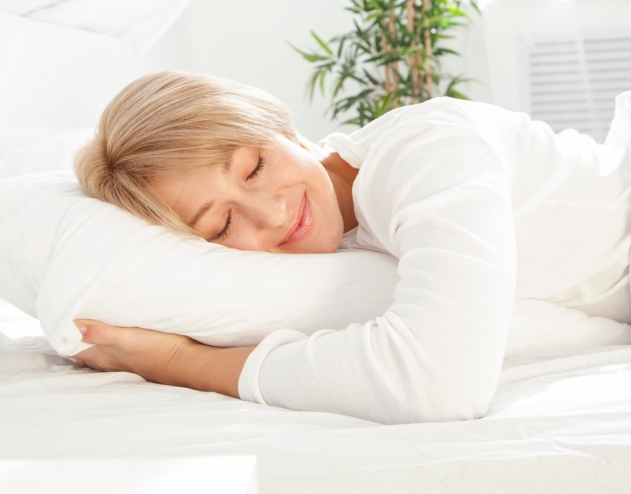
[75,70,300,236]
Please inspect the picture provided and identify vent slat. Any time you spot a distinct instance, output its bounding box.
[527,34,631,143]
[586,59,631,70]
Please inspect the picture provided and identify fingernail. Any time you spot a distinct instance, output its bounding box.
[75,322,87,335]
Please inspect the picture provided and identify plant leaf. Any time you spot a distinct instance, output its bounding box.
[310,31,333,55]
[292,0,480,125]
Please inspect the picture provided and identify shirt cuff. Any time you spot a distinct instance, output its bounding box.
[238,329,308,405]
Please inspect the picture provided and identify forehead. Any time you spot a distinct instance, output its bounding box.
[152,165,223,212]
[151,145,261,206]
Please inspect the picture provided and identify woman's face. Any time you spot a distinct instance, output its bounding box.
[153,134,344,254]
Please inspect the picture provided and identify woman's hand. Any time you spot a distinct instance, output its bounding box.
[73,320,197,387]
[72,320,255,398]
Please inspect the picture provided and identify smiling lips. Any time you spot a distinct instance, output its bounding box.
[279,193,313,246]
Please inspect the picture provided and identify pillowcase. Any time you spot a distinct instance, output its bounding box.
[0,172,399,356]
[0,129,94,180]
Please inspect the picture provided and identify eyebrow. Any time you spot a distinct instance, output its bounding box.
[188,201,214,228]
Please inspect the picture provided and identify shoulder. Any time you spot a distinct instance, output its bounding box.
[362,98,504,152]
[380,97,489,124]
[352,98,514,213]
[321,98,493,169]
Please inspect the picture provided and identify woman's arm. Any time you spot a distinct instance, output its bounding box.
[239,102,518,424]
[73,320,255,398]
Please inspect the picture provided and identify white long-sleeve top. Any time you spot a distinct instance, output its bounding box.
[239,93,631,425]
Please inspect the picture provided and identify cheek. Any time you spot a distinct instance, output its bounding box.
[222,225,268,252]
[314,193,344,252]
[307,165,343,234]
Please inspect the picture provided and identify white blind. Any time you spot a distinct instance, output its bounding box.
[527,34,631,143]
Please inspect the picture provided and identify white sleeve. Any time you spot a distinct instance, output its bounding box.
[239,103,517,424]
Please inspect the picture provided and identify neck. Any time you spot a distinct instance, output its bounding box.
[321,151,358,233]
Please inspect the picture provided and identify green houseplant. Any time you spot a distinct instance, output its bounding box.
[291,0,480,127]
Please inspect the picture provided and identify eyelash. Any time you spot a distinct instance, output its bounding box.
[210,154,264,242]
[211,212,232,242]
[247,155,265,180]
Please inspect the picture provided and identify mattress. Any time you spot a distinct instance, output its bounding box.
[1,297,630,493]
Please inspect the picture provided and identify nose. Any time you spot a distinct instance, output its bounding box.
[243,190,288,230]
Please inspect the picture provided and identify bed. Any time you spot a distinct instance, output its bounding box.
[1,3,630,492]
[1,297,630,493]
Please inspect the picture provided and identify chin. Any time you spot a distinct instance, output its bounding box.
[284,223,343,254]
[283,242,337,254]
[282,234,340,254]
[312,243,339,254]
[311,231,344,254]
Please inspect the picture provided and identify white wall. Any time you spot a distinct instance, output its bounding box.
[142,0,356,142]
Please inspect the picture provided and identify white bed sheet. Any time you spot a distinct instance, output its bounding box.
[1,298,630,493]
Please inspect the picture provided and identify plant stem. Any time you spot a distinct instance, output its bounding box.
[380,30,393,94]
[422,0,433,96]
[406,0,420,103]
[388,10,400,100]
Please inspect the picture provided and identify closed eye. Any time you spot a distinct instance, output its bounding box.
[209,211,232,242]
[247,154,265,180]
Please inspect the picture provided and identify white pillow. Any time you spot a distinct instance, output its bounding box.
[0,129,94,180]
[0,172,399,356]
[0,12,137,154]
[0,0,192,54]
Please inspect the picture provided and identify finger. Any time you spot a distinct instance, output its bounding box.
[74,319,123,346]
[84,361,106,372]
[74,358,105,372]
[72,347,110,372]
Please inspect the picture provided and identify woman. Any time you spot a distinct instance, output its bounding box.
[73,71,631,424]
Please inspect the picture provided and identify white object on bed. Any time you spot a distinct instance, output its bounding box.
[0,0,192,55]
[0,457,258,494]
[0,302,629,494]
[0,171,400,356]
[0,128,93,180]
[0,12,138,155]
